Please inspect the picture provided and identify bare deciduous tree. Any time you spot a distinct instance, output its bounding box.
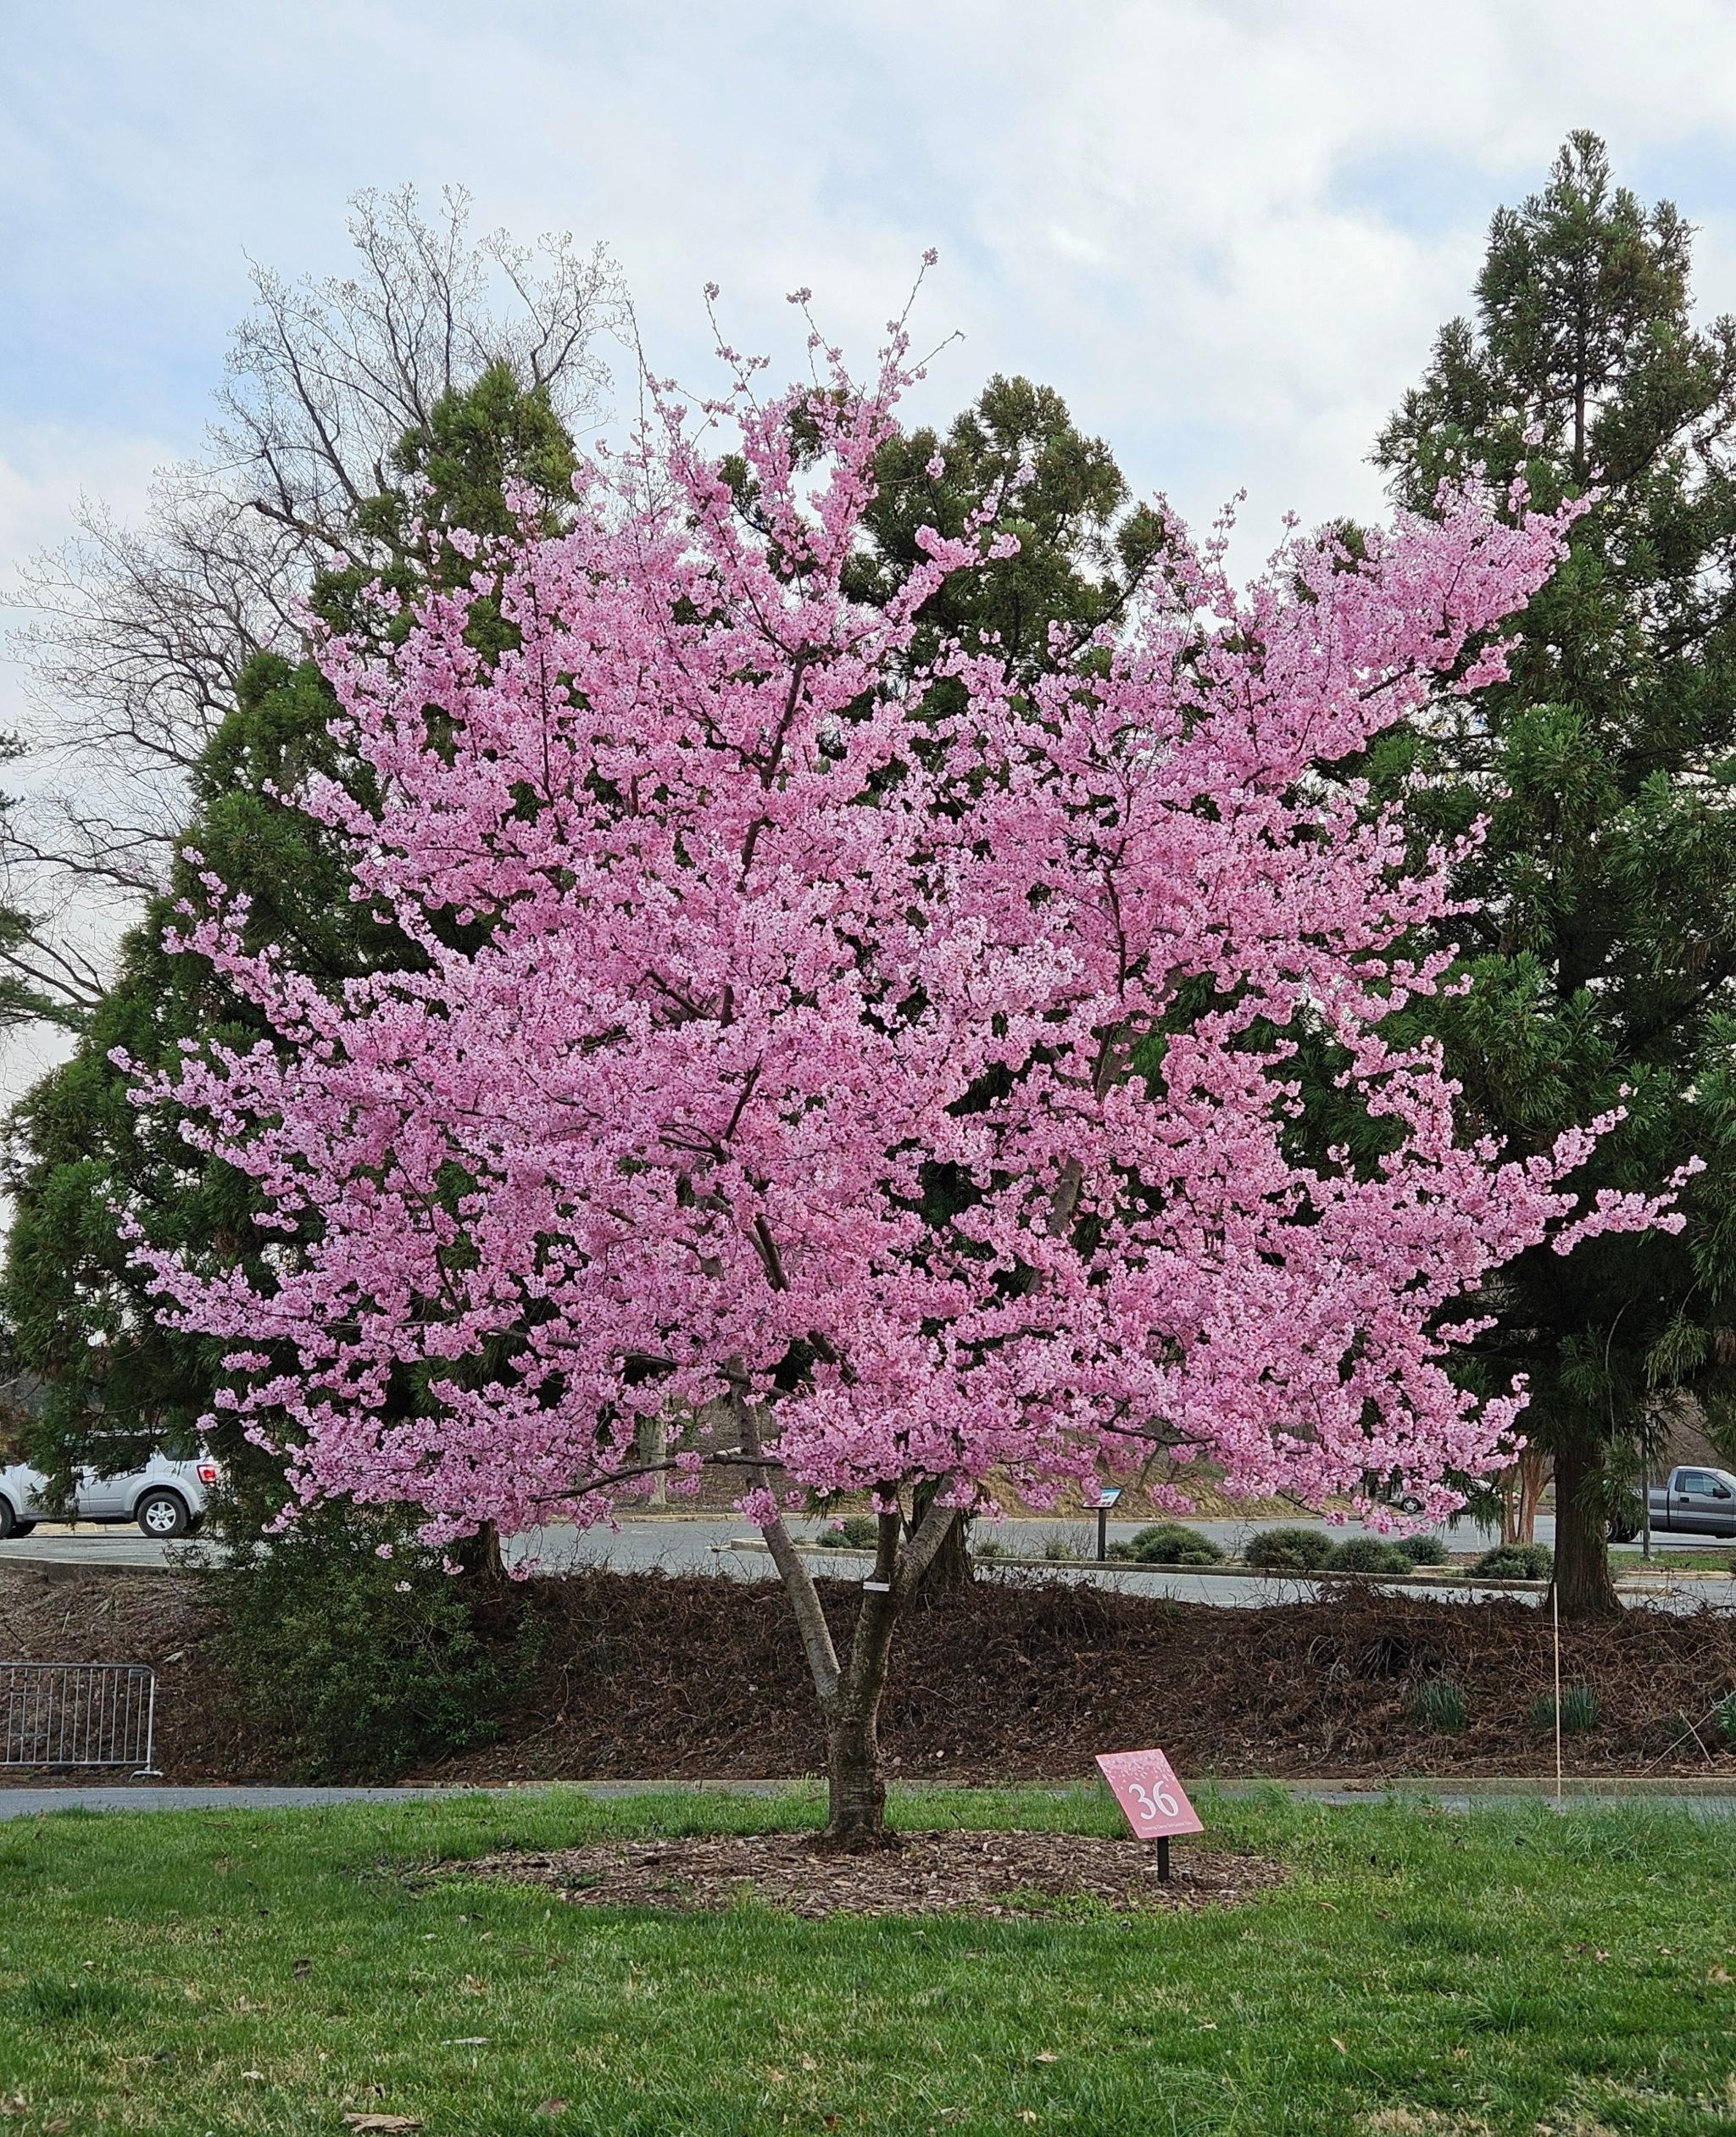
[4,186,625,1021]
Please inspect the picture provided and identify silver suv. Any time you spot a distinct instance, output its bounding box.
[0,1452,220,1539]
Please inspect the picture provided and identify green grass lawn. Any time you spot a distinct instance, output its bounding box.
[1,1786,1733,2135]
[1610,1549,1736,1574]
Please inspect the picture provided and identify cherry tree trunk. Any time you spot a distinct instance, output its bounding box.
[455,1518,506,1585]
[824,1699,889,1849]
[821,1585,901,1850]
[1552,1430,1621,1622]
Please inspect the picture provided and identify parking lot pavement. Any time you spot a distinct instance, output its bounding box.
[6,1513,1729,1611]
[0,1527,206,1572]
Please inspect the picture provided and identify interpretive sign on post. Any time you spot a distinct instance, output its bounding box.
[1086,1483,1122,1560]
[1095,1746,1202,1882]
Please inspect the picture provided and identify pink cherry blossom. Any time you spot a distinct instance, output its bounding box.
[123,316,1677,1841]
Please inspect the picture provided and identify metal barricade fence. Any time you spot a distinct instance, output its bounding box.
[1,1663,159,1775]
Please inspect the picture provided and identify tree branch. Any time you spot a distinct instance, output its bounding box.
[732,1365,839,1703]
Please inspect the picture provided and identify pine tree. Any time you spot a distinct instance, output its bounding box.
[1375,131,1736,1617]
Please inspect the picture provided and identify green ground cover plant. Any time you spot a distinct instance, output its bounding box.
[1,1789,1733,2134]
[1405,1678,1471,1733]
[1533,1685,1602,1734]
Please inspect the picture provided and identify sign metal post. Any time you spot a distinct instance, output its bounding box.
[1086,1483,1122,1561]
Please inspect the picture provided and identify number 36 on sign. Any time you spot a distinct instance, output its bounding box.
[1095,1748,1204,1839]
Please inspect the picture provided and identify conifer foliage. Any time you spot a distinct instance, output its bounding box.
[1377,133,1736,1617]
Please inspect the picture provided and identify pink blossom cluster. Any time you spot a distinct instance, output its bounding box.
[125,328,1680,1541]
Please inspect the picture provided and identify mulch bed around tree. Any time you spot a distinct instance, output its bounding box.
[452,1829,1284,1919]
[3,1560,1735,1784]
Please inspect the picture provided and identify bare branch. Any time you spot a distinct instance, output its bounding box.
[3,186,627,1015]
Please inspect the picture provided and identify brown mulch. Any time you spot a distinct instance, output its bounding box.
[0,1565,264,1782]
[453,1828,1283,1919]
[422,1567,1736,1785]
[3,1561,1735,1785]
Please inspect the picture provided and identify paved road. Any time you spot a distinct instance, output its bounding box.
[5,1513,1730,1611]
[3,1779,1733,1818]
[0,1509,1551,1572]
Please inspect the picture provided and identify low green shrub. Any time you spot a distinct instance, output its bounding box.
[970,1533,1010,1561]
[1396,1533,1450,1567]
[1042,1532,1086,1561]
[1325,1536,1410,1575]
[1532,1683,1600,1734]
[1715,1692,1736,1749]
[1407,1679,1469,1732]
[1472,1542,1554,1581]
[198,1499,536,1783]
[1122,1522,1227,1567]
[830,1514,882,1550]
[1244,1525,1333,1572]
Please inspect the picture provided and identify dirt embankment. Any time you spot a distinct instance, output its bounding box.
[2,1563,1733,1784]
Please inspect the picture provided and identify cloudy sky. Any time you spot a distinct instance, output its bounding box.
[3,0,1735,1094]
[8,0,1736,564]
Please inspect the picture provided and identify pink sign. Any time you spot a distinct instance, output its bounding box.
[1095,1747,1204,1839]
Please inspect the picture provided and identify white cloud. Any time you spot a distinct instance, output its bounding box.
[8,2,1736,554]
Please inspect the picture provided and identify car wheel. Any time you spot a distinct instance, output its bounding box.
[0,1498,15,1540]
[136,1489,191,1539]
[1607,1516,1639,1544]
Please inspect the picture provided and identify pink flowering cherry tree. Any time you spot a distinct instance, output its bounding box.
[129,325,1679,1847]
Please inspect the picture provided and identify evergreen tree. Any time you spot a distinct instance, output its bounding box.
[1374,131,1736,1617]
[0,368,576,1487]
[841,372,1163,676]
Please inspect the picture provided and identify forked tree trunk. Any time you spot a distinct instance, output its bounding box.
[729,1377,962,1848]
[1552,1429,1621,1622]
[1500,1447,1548,1545]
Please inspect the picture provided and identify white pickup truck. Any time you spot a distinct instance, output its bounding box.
[1609,1466,1736,1543]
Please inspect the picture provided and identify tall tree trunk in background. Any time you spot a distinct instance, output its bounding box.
[640,1412,668,1506]
[1501,1447,1549,1544]
[1516,1448,1547,1544]
[455,1519,506,1585]
[1552,1428,1621,1621]
[906,1478,973,1594]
